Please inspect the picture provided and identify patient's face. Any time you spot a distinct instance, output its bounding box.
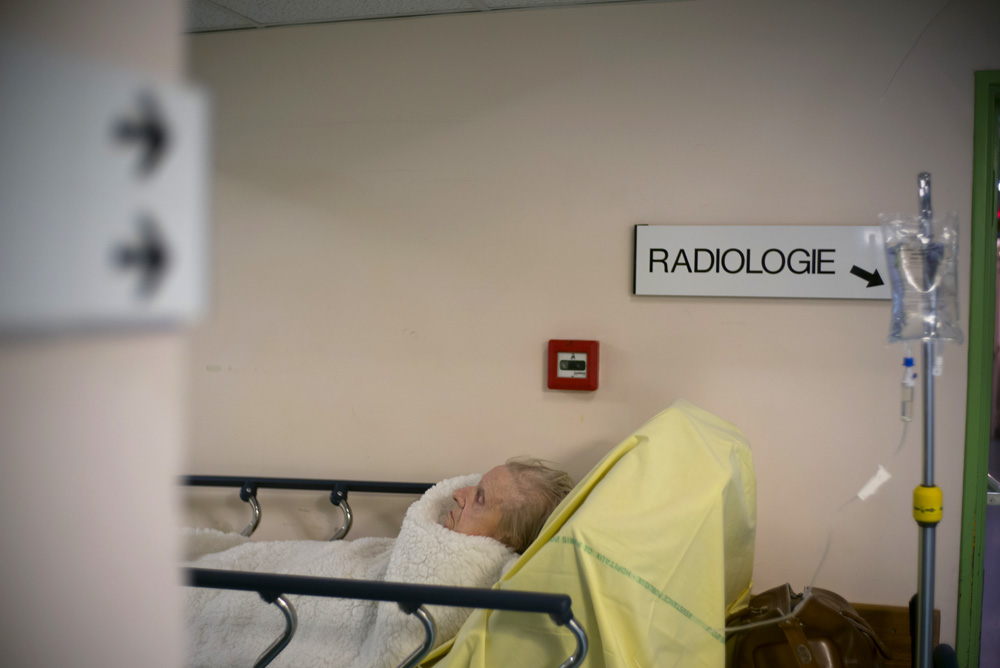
[443,465,520,543]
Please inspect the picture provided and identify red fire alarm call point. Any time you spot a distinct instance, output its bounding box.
[547,340,599,392]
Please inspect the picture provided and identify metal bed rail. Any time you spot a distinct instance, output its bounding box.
[182,475,435,539]
[185,567,588,668]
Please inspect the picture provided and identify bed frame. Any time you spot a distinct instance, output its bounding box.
[182,475,435,539]
[181,475,589,668]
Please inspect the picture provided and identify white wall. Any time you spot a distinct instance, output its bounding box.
[0,2,187,666]
[184,0,1000,645]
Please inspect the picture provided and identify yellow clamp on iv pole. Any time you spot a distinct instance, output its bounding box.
[912,485,943,525]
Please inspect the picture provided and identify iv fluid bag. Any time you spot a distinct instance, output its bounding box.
[881,212,963,344]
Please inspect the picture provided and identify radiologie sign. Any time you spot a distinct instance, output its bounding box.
[633,225,890,300]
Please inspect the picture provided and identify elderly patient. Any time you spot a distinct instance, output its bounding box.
[444,458,574,553]
[183,458,572,668]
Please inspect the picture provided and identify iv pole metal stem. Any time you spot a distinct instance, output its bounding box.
[916,171,936,668]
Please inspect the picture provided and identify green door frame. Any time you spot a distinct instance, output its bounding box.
[956,70,1000,668]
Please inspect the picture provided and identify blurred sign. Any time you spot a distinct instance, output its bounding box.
[0,40,209,333]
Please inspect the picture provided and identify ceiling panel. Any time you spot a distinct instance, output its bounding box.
[186,0,678,33]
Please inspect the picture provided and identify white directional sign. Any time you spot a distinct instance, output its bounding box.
[633,225,890,300]
[0,40,209,333]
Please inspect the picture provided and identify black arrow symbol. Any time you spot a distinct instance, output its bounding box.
[850,265,884,288]
[114,92,169,176]
[114,215,170,299]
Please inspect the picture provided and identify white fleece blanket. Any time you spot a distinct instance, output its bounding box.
[183,475,517,668]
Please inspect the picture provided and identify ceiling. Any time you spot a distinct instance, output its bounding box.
[186,0,672,33]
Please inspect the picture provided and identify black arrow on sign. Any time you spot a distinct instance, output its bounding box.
[114,215,170,299]
[850,265,884,288]
[114,92,169,176]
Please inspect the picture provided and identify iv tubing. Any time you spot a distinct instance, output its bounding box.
[902,343,916,422]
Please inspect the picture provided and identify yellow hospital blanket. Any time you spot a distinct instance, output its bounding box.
[423,399,756,668]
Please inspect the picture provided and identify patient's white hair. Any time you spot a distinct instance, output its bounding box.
[498,457,574,554]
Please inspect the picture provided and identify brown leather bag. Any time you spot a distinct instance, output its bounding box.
[725,584,892,668]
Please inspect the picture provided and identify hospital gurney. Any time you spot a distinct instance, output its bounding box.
[181,399,757,668]
[181,476,586,668]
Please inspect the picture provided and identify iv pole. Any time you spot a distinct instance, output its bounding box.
[914,171,941,668]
